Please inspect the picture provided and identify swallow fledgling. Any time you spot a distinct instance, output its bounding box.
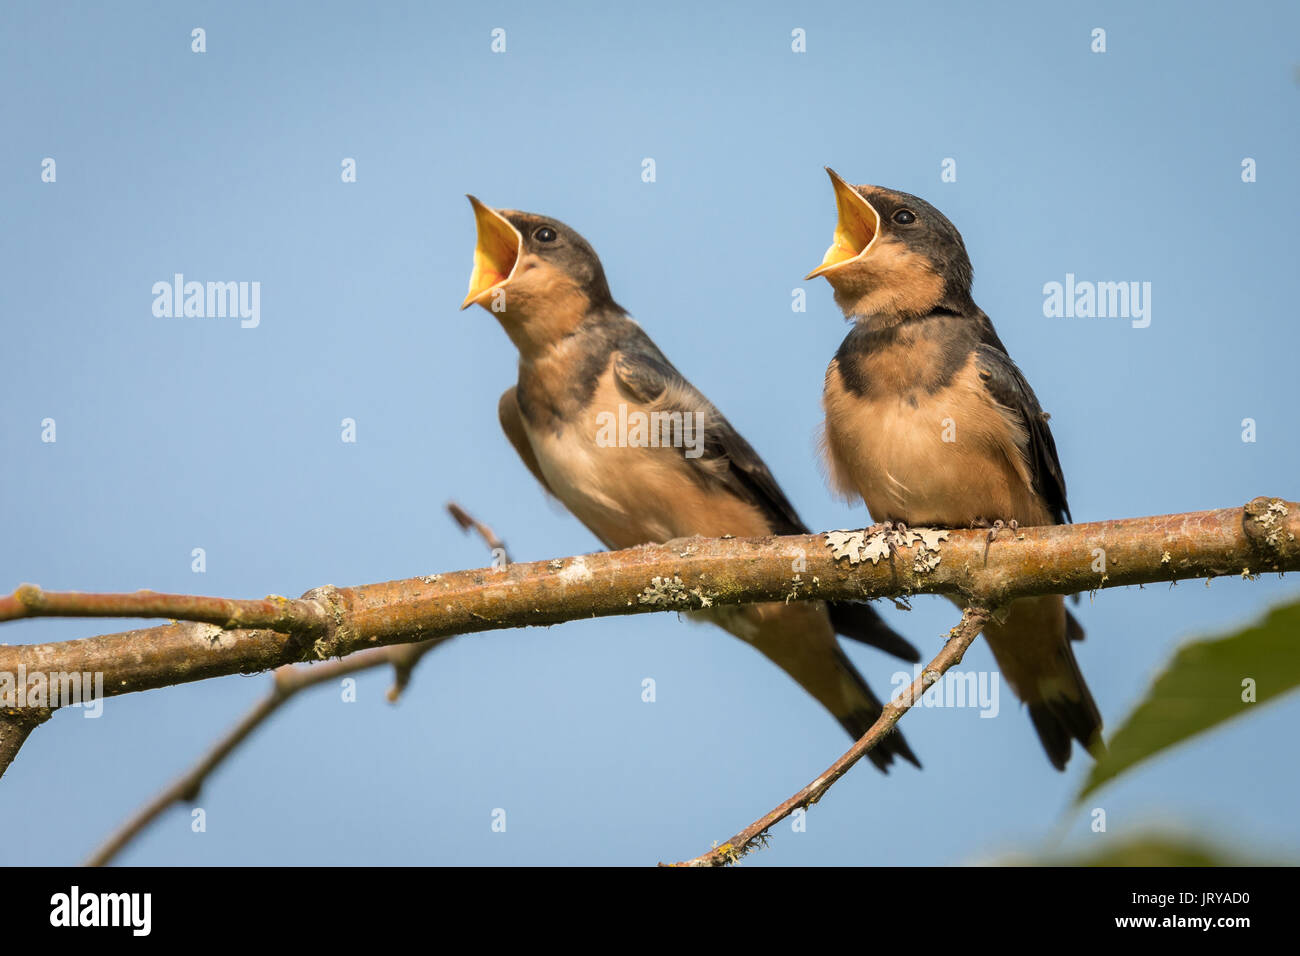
[462,196,920,770]
[806,169,1103,770]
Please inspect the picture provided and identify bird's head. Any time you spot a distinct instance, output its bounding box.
[462,197,615,352]
[806,169,973,325]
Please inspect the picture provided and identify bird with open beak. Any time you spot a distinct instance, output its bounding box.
[462,195,921,769]
[806,169,1103,770]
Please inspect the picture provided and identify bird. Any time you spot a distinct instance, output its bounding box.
[805,168,1103,770]
[461,195,921,770]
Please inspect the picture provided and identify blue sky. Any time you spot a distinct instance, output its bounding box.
[1,0,1297,865]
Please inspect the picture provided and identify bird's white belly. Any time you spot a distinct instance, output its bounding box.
[526,422,678,548]
[855,399,963,520]
[827,388,1031,527]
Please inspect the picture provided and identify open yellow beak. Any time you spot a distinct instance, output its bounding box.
[461,196,524,310]
[805,168,880,280]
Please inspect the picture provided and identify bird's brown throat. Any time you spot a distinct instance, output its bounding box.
[489,262,593,359]
[829,241,949,328]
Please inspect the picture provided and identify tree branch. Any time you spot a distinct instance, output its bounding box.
[2,499,1294,713]
[3,496,1295,865]
[665,605,992,866]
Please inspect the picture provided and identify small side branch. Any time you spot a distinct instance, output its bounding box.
[447,502,509,555]
[0,586,328,633]
[0,707,52,780]
[666,606,992,867]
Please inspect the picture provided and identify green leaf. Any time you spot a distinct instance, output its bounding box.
[1003,834,1286,866]
[1076,597,1300,802]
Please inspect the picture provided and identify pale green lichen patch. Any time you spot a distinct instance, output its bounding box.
[312,620,357,660]
[557,556,594,584]
[911,530,949,573]
[711,831,770,866]
[913,551,942,573]
[1251,499,1294,549]
[189,622,228,647]
[13,584,43,608]
[638,575,715,609]
[824,527,949,573]
[825,530,872,564]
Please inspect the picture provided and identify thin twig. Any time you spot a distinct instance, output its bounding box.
[387,502,513,700]
[447,501,509,556]
[83,649,398,866]
[0,587,328,631]
[665,605,993,867]
[81,501,506,866]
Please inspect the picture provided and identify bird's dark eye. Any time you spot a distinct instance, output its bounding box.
[534,226,557,242]
[892,209,916,225]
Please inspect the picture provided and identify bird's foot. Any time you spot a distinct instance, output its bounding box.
[861,521,910,561]
[981,519,1019,562]
[862,520,902,536]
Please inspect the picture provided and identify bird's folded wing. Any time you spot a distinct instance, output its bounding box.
[973,341,1072,525]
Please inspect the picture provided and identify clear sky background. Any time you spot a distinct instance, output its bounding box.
[2,1,1297,866]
